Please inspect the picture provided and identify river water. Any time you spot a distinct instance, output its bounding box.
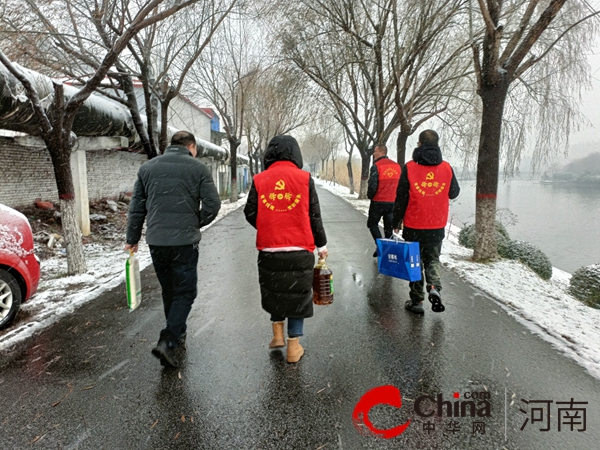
[449,178,600,274]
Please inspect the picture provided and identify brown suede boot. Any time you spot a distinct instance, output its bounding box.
[269,321,285,348]
[286,337,304,363]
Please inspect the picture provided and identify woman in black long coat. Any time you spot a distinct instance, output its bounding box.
[244,135,328,363]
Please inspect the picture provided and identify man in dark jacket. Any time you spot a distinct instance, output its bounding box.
[392,130,459,314]
[125,130,221,366]
[244,135,327,364]
[367,144,401,257]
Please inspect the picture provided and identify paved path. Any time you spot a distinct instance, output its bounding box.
[1,187,598,449]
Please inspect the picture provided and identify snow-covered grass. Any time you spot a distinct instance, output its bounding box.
[0,198,246,352]
[315,178,600,381]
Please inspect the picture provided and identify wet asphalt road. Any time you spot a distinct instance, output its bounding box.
[1,187,599,450]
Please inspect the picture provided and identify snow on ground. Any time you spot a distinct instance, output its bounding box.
[0,198,245,352]
[315,178,600,381]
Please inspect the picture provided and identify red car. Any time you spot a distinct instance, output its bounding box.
[0,204,41,329]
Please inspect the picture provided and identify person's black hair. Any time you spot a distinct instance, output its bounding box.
[171,131,196,147]
[418,130,439,145]
[375,144,388,154]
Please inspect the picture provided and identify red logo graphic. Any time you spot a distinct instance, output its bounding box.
[352,385,411,439]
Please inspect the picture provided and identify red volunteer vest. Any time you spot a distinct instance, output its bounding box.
[373,157,401,202]
[253,161,315,251]
[404,161,453,229]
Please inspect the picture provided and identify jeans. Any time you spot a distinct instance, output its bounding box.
[409,242,443,302]
[367,201,395,242]
[149,243,199,345]
[271,315,304,337]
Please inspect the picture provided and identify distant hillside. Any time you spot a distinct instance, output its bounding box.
[566,141,600,161]
[543,151,600,185]
[562,152,600,174]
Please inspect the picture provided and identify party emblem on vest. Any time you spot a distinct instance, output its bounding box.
[382,167,399,178]
[413,172,446,196]
[260,179,302,212]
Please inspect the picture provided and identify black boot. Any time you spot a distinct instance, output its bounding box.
[152,339,178,367]
[428,287,445,313]
[405,300,424,314]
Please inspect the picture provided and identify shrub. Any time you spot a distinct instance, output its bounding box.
[458,221,511,255]
[503,240,553,280]
[569,264,600,307]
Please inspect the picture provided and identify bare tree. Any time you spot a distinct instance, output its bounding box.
[126,1,238,155]
[274,0,470,198]
[190,9,262,202]
[0,0,207,274]
[1,1,237,159]
[243,64,318,175]
[470,0,599,261]
[343,129,356,194]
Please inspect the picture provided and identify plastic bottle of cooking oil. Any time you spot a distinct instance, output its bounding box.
[313,258,333,305]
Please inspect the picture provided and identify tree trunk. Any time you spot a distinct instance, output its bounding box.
[159,94,174,154]
[346,158,355,194]
[230,138,239,203]
[473,83,508,261]
[248,153,255,178]
[331,158,336,184]
[396,128,409,166]
[358,152,370,199]
[47,141,87,274]
[60,198,87,274]
[120,73,152,157]
[141,65,159,159]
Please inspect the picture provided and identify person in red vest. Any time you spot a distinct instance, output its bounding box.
[244,135,328,363]
[392,130,460,314]
[367,144,402,257]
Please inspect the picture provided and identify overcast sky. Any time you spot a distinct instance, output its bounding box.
[571,51,600,146]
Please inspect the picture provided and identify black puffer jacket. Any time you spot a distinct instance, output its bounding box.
[126,145,221,246]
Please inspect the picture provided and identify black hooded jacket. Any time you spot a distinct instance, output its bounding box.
[392,143,460,245]
[244,135,327,248]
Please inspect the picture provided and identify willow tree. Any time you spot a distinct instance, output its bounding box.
[0,0,206,274]
[471,0,599,261]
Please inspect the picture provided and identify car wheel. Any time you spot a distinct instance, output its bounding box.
[0,269,22,330]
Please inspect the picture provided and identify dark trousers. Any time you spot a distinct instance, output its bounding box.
[367,201,395,242]
[409,242,443,302]
[149,243,199,345]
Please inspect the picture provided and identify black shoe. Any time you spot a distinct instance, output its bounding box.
[405,300,424,314]
[428,288,445,313]
[152,340,178,367]
[373,249,379,258]
[178,333,187,346]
